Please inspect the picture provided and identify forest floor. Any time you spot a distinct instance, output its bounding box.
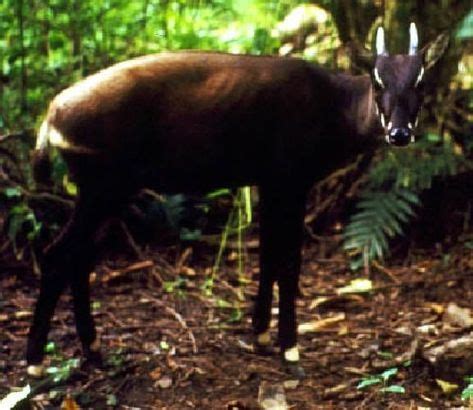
[1,235,473,409]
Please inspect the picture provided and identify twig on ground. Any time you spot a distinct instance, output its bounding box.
[372,260,400,284]
[143,291,198,354]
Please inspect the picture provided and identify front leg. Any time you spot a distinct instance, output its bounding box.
[255,184,306,376]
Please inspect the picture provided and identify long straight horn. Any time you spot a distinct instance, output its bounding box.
[376,27,387,56]
[409,22,419,55]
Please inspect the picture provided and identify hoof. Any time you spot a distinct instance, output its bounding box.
[254,331,275,356]
[27,364,45,378]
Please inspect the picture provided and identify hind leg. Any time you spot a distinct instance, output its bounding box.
[26,191,113,375]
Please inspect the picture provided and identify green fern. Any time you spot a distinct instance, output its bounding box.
[344,189,419,270]
[369,137,466,191]
[344,135,471,270]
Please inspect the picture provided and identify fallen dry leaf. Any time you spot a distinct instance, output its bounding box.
[60,394,81,410]
[443,303,473,329]
[298,313,346,334]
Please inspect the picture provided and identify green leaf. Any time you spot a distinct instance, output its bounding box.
[357,377,382,389]
[461,385,473,400]
[381,367,398,381]
[45,342,56,354]
[456,10,473,39]
[4,187,22,198]
[380,385,405,394]
[107,394,118,406]
[377,351,394,359]
[206,188,232,199]
[215,298,233,308]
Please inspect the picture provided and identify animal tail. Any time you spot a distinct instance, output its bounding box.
[32,120,53,185]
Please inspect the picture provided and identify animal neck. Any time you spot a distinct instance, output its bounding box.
[331,73,383,140]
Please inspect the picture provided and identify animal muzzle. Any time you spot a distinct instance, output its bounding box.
[386,127,412,147]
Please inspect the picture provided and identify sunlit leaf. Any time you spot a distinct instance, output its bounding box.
[380,385,405,394]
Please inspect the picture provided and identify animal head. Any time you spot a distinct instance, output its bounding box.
[372,23,449,146]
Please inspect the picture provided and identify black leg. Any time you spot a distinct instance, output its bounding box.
[70,262,101,362]
[26,269,68,365]
[253,184,306,359]
[253,186,277,340]
[26,192,110,368]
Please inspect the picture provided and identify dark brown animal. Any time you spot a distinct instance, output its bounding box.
[27,24,447,377]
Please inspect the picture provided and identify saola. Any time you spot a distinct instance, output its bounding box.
[27,24,448,377]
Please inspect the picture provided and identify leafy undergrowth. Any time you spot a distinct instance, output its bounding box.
[1,237,472,409]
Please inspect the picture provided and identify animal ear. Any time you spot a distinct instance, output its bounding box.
[421,33,449,70]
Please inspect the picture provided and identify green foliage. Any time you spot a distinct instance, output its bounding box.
[0,0,297,131]
[3,189,42,257]
[357,367,405,394]
[368,137,465,191]
[344,135,471,269]
[205,187,252,295]
[344,189,419,269]
[462,376,473,401]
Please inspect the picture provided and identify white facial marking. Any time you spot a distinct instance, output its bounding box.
[414,116,419,127]
[414,66,425,87]
[387,121,393,130]
[411,134,416,143]
[373,68,385,88]
[408,122,414,130]
[385,134,390,143]
[380,113,386,128]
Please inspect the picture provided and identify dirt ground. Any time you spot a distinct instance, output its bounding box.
[1,236,473,409]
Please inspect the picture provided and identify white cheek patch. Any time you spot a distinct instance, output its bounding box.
[374,102,379,116]
[408,122,414,130]
[380,113,386,128]
[414,66,425,87]
[387,121,393,130]
[373,68,385,88]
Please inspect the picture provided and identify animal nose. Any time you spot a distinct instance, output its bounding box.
[388,127,411,147]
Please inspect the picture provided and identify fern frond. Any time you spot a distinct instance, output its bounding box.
[343,189,419,270]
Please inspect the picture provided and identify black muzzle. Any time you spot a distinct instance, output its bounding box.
[387,127,411,147]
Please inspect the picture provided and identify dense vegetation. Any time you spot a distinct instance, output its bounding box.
[1,0,471,270]
[0,1,472,408]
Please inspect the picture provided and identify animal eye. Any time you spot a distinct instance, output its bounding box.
[373,68,385,88]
